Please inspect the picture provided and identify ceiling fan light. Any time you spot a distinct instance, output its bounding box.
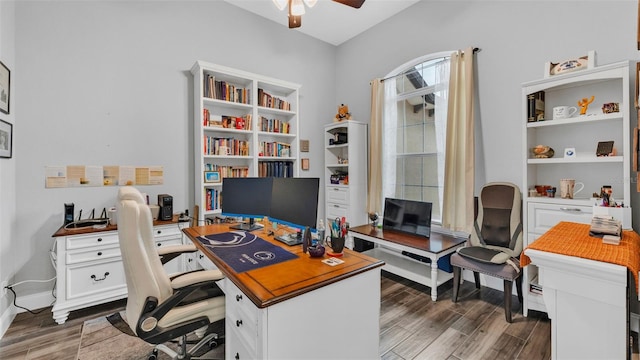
[303,0,318,8]
[291,0,305,16]
[273,0,287,11]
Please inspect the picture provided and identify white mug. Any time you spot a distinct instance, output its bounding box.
[553,106,578,119]
[560,179,584,199]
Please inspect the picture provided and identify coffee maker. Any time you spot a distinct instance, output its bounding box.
[157,194,173,221]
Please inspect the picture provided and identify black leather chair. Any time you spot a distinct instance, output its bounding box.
[450,182,523,323]
[117,186,225,359]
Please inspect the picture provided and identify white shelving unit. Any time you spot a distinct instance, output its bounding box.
[324,121,368,235]
[521,61,634,316]
[191,61,300,224]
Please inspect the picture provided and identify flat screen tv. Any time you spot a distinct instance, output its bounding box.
[270,177,320,230]
[221,177,273,231]
[383,197,432,237]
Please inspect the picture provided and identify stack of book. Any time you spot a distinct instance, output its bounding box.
[590,215,622,244]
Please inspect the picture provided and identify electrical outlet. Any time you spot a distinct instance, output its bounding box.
[1,281,7,297]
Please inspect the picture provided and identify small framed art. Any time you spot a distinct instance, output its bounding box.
[0,61,9,115]
[0,120,12,158]
[204,170,221,183]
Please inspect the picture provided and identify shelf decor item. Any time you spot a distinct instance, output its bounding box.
[0,61,9,115]
[204,170,221,184]
[0,119,12,158]
[602,102,620,114]
[596,141,615,157]
[545,50,595,78]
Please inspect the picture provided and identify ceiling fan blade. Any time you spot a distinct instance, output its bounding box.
[332,0,365,9]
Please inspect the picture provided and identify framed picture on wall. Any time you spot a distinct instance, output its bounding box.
[0,61,9,115]
[0,120,12,158]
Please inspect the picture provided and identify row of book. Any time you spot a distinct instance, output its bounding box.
[203,136,250,156]
[259,141,291,158]
[205,188,221,211]
[258,88,291,110]
[259,116,290,134]
[527,90,545,122]
[203,109,253,131]
[204,164,249,178]
[258,161,293,178]
[203,74,250,104]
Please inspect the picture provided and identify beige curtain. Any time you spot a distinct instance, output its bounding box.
[441,48,475,233]
[367,78,384,217]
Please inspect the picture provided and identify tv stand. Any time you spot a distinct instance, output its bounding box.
[349,224,466,301]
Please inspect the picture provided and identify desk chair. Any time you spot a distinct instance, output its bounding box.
[450,182,523,323]
[117,186,225,359]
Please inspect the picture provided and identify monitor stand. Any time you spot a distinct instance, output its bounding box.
[230,218,262,232]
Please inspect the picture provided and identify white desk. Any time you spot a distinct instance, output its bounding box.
[184,224,385,359]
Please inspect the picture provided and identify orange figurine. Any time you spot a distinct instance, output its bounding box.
[577,95,595,115]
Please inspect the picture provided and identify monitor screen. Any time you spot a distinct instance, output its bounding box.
[221,177,273,230]
[383,197,432,237]
[270,177,320,230]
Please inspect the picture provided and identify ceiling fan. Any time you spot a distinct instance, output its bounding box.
[273,0,366,29]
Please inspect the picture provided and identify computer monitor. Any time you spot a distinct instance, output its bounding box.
[221,177,273,231]
[383,197,432,237]
[270,177,320,230]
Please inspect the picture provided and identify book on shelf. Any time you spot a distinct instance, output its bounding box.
[258,88,291,110]
[527,90,545,122]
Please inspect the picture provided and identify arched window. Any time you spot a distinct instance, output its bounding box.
[382,52,452,223]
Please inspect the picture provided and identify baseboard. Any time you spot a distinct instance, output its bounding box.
[8,290,55,315]
[0,305,16,339]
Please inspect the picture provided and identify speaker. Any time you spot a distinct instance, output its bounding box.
[157,194,173,221]
[64,203,75,225]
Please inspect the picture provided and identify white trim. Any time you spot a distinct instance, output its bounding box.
[0,304,17,339]
[384,50,455,78]
[12,290,55,315]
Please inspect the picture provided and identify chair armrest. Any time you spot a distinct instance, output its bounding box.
[170,269,224,289]
[157,244,197,256]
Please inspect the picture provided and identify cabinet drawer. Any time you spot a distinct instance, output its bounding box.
[66,233,119,250]
[527,202,592,235]
[227,327,256,360]
[326,186,349,204]
[66,258,126,300]
[152,225,183,240]
[223,280,259,356]
[327,202,348,220]
[66,245,120,264]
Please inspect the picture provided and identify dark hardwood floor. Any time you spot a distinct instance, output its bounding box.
[0,271,552,360]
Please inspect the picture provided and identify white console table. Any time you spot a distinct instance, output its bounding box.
[349,224,467,301]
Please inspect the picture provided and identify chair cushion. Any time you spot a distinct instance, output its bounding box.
[457,246,510,264]
[450,252,520,281]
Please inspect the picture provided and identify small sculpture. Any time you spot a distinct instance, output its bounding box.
[368,212,379,228]
[334,104,352,122]
[532,145,555,158]
[577,95,595,115]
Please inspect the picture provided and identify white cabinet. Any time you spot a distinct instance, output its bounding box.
[51,222,187,324]
[521,61,634,316]
[324,121,368,233]
[190,61,300,224]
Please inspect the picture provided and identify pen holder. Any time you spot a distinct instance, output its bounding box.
[325,236,345,255]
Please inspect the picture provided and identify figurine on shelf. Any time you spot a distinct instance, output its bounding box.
[532,144,555,158]
[334,104,352,122]
[577,95,595,115]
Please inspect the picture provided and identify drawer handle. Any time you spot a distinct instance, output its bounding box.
[236,319,243,327]
[91,272,110,281]
[199,254,204,259]
[157,230,162,234]
[235,353,240,360]
[157,243,162,247]
[97,238,103,242]
[560,207,583,212]
[97,252,102,256]
[334,204,339,208]
[188,258,193,262]
[236,294,243,302]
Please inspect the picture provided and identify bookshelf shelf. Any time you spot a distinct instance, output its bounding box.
[192,61,300,223]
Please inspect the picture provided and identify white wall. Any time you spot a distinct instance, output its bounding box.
[336,0,640,194]
[7,0,336,314]
[0,0,16,336]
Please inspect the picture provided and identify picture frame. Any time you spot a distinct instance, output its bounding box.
[0,119,12,158]
[301,158,310,170]
[0,61,9,115]
[204,170,221,183]
[596,141,615,157]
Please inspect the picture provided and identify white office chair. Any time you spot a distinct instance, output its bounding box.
[116,186,225,359]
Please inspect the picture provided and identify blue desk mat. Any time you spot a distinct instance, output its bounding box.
[196,231,298,273]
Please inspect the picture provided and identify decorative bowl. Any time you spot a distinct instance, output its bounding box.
[308,245,325,258]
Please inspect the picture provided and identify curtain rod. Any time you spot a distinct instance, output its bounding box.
[377,47,480,83]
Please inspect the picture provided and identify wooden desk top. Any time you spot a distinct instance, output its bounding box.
[52,214,186,237]
[349,224,467,254]
[183,224,385,309]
